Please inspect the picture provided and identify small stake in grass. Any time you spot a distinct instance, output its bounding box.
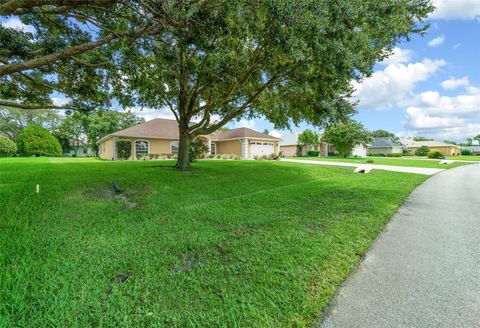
[36,184,40,193]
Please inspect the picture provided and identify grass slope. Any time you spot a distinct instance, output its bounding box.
[1,158,426,327]
[288,156,471,168]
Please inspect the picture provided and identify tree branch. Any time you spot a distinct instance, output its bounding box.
[0,99,76,110]
[0,0,113,15]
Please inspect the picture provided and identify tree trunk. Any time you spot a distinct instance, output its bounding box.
[175,127,192,170]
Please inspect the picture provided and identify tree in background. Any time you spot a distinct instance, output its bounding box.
[443,140,457,145]
[370,129,399,142]
[321,121,371,158]
[466,138,473,146]
[16,125,62,157]
[0,135,16,157]
[413,136,434,141]
[415,145,430,156]
[474,135,480,144]
[0,107,62,140]
[82,110,144,155]
[111,1,433,169]
[298,130,320,155]
[55,114,85,155]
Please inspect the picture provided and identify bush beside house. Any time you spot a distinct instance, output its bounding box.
[16,126,62,157]
[415,145,430,156]
[0,136,17,157]
[428,151,445,159]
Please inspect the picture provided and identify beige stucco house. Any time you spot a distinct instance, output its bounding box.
[401,139,461,156]
[97,118,279,160]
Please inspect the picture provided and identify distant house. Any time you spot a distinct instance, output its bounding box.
[401,140,461,156]
[279,132,332,157]
[367,137,403,155]
[97,118,279,160]
[462,145,480,155]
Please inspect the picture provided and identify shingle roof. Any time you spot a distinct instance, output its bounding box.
[369,137,403,148]
[98,118,278,143]
[210,127,279,140]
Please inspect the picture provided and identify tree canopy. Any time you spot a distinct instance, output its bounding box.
[321,121,371,158]
[1,0,434,168]
[111,0,433,169]
[370,129,399,141]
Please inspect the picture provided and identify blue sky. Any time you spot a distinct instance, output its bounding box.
[2,0,480,142]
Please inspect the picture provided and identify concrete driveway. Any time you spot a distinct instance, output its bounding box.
[317,163,480,328]
[281,158,444,175]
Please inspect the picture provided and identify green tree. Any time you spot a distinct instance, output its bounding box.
[82,110,144,154]
[298,130,320,155]
[55,114,85,155]
[466,138,473,146]
[189,137,209,162]
[370,129,399,141]
[0,135,17,156]
[0,107,62,140]
[443,140,457,145]
[415,145,430,156]
[321,121,371,158]
[474,135,480,143]
[413,136,434,141]
[16,125,62,157]
[111,1,432,169]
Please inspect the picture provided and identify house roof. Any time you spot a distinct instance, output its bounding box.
[369,137,403,148]
[401,139,460,148]
[97,118,278,143]
[209,127,279,141]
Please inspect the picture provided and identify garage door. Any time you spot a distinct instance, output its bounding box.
[250,142,274,158]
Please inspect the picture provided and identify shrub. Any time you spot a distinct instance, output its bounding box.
[415,145,430,156]
[386,153,402,157]
[16,126,62,157]
[366,159,374,163]
[116,140,132,160]
[327,151,337,157]
[221,154,229,159]
[428,151,445,159]
[307,150,320,157]
[0,136,17,157]
[403,148,412,156]
[461,149,472,155]
[190,137,209,161]
[368,153,386,157]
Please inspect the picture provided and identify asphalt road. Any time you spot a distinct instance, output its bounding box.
[318,163,480,328]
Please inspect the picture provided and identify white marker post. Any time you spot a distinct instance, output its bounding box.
[36,184,40,193]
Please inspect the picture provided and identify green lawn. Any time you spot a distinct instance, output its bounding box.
[446,155,480,161]
[288,156,471,169]
[1,158,427,327]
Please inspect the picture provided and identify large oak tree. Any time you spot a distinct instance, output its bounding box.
[111,0,433,169]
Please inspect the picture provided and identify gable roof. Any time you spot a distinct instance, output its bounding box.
[97,118,278,143]
[369,137,403,148]
[401,139,460,148]
[209,127,279,140]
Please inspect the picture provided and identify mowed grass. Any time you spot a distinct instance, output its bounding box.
[446,155,480,161]
[1,158,427,327]
[288,156,471,169]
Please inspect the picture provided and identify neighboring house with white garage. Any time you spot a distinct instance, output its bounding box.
[97,118,279,160]
[462,145,480,155]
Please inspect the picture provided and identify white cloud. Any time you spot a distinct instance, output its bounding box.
[428,36,445,47]
[352,58,446,109]
[404,106,465,129]
[430,0,480,20]
[233,119,256,130]
[51,97,68,106]
[380,47,413,66]
[453,43,461,49]
[440,76,470,90]
[1,18,35,33]
[269,129,283,138]
[127,107,176,121]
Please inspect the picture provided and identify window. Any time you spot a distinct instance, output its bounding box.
[210,142,216,155]
[135,140,149,159]
[171,140,179,154]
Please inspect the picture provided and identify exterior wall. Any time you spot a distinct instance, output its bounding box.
[409,146,460,156]
[281,145,297,156]
[99,138,114,160]
[216,140,242,156]
[149,139,173,154]
[352,145,367,157]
